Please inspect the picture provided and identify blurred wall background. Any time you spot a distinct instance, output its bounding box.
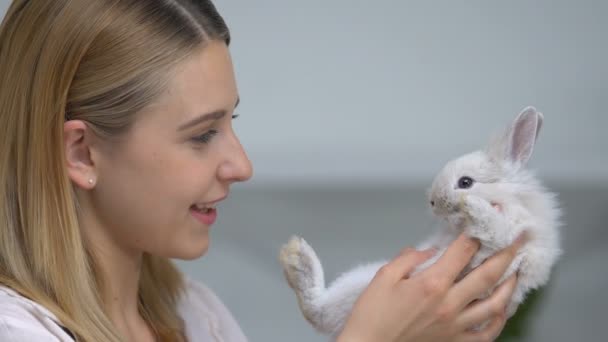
[216,0,607,187]
[1,1,606,341]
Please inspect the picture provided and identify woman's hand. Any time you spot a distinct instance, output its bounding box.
[337,232,528,342]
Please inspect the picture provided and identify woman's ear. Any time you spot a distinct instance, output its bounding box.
[64,120,97,189]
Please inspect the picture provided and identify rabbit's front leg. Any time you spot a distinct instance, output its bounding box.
[460,195,514,270]
[462,196,534,300]
[462,195,511,248]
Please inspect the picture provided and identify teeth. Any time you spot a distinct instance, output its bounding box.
[194,203,216,211]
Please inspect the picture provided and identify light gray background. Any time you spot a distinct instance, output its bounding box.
[215,0,607,187]
[1,1,605,185]
[2,1,606,341]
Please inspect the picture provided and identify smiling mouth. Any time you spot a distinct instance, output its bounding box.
[190,204,216,213]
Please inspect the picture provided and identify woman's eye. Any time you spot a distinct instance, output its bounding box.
[192,129,218,144]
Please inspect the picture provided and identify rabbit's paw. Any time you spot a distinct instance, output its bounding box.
[462,195,506,243]
[279,236,321,294]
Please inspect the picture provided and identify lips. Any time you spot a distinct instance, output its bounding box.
[190,205,217,225]
[193,194,227,210]
[190,194,227,226]
[192,203,216,213]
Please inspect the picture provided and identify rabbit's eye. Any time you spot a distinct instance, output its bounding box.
[457,176,475,189]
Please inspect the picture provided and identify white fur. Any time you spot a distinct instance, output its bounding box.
[279,106,562,338]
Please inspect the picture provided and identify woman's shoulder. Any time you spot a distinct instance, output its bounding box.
[0,285,73,341]
[178,276,248,342]
[0,278,248,341]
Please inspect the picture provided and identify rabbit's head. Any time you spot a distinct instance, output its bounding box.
[427,106,546,229]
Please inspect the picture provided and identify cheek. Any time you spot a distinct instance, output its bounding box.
[167,149,220,208]
[177,157,217,188]
[471,183,504,203]
[93,148,215,253]
[90,106,230,250]
[93,168,184,246]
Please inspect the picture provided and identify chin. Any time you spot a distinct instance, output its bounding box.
[172,238,210,260]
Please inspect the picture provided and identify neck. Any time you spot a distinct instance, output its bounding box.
[80,210,152,338]
[98,244,142,321]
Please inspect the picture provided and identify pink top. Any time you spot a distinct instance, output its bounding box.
[0,276,248,342]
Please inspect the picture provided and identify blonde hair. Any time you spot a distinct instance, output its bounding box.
[0,0,230,341]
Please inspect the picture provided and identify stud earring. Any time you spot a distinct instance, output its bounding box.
[88,178,94,185]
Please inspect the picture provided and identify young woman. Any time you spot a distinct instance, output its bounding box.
[0,1,525,341]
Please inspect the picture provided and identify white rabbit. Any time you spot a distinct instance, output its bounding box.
[278,106,562,339]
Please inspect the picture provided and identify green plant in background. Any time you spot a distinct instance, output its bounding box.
[496,263,562,342]
[497,286,547,341]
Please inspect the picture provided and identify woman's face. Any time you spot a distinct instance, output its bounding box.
[88,41,252,260]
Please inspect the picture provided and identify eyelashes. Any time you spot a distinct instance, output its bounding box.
[192,129,218,144]
[191,113,239,145]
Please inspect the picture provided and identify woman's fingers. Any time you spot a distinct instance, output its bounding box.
[416,233,480,284]
[453,273,518,331]
[446,231,528,310]
[378,247,437,282]
[457,314,507,342]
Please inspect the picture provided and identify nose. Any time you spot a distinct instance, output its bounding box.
[218,132,253,183]
[430,200,435,206]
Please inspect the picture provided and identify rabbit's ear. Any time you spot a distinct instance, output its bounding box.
[507,106,543,166]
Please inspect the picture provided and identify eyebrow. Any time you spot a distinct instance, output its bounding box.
[177,97,240,131]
